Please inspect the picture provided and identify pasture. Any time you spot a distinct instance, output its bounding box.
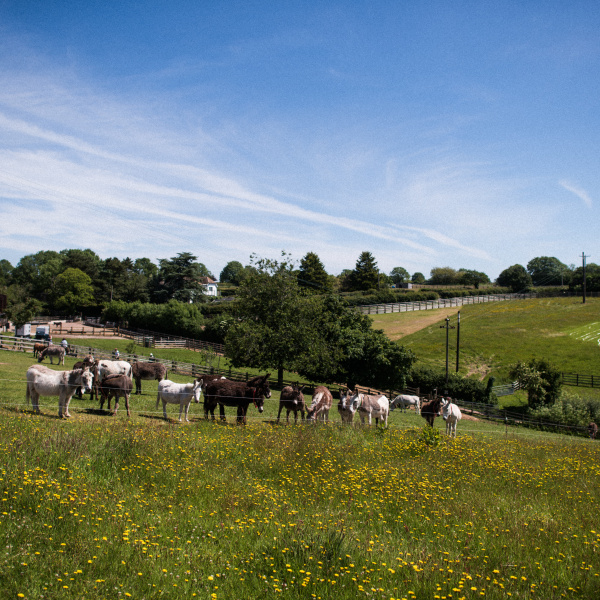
[372,297,600,384]
[0,348,599,599]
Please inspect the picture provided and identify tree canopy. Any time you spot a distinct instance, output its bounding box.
[527,256,570,286]
[298,252,331,292]
[496,264,532,292]
[52,268,95,314]
[220,261,246,285]
[428,267,460,286]
[458,269,490,289]
[154,252,213,303]
[225,255,415,389]
[343,252,380,291]
[509,358,562,409]
[389,267,410,285]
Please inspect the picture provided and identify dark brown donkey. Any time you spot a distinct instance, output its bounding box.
[421,396,444,427]
[131,361,167,394]
[204,374,271,424]
[277,385,306,423]
[98,374,134,417]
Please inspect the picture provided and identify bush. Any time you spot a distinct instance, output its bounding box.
[528,390,600,434]
[102,299,205,337]
[407,366,493,404]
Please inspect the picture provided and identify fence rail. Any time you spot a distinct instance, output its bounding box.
[560,372,600,388]
[356,293,535,315]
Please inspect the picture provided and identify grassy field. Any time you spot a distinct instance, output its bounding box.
[1,348,600,599]
[370,297,600,385]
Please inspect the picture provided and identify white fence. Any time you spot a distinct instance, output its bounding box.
[356,293,535,315]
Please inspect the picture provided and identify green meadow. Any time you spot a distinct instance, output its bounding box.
[371,297,600,386]
[1,345,599,599]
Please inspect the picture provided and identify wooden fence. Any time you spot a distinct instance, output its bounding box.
[560,373,600,388]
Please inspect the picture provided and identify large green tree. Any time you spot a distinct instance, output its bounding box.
[298,252,331,292]
[496,264,532,292]
[12,250,64,301]
[429,267,460,286]
[4,285,43,329]
[154,252,212,303]
[389,267,410,285]
[302,295,416,389]
[226,255,415,389]
[458,269,490,289]
[0,259,13,286]
[527,256,570,286]
[225,255,317,386]
[220,261,246,285]
[52,268,95,314]
[344,252,380,291]
[569,262,600,293]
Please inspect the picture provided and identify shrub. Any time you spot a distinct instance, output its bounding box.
[407,366,492,404]
[528,390,600,435]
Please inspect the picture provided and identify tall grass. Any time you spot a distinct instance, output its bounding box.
[1,348,599,599]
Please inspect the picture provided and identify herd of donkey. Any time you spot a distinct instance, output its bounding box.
[24,342,466,433]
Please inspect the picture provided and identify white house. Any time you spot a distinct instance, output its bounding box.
[200,277,219,297]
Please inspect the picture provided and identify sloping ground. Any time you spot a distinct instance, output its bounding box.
[373,297,600,384]
[370,306,461,340]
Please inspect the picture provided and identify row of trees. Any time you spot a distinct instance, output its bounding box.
[1,248,596,324]
[497,257,598,293]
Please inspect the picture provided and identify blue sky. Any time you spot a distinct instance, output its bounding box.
[1,1,598,280]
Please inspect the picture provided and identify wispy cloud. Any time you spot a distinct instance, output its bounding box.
[559,180,593,208]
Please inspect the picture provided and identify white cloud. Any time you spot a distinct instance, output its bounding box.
[559,180,593,208]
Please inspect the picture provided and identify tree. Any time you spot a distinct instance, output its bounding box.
[527,256,570,286]
[411,272,426,284]
[344,252,379,291]
[133,257,158,279]
[0,259,13,286]
[509,358,562,409]
[496,264,532,292]
[458,269,491,289]
[53,268,95,314]
[154,252,212,303]
[226,255,415,389]
[429,267,460,286]
[11,250,64,300]
[570,262,600,293]
[298,252,331,292]
[60,249,102,281]
[220,261,246,285]
[225,255,317,386]
[4,285,42,329]
[389,267,410,286]
[297,295,415,389]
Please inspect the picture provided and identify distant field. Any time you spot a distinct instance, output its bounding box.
[371,297,600,385]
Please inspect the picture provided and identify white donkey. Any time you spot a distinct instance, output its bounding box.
[26,364,94,418]
[440,398,462,437]
[156,379,202,422]
[390,394,421,414]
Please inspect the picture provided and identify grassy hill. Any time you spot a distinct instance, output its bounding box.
[370,296,600,384]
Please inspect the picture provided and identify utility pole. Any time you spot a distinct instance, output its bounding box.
[440,317,455,385]
[581,252,590,304]
[455,310,461,373]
